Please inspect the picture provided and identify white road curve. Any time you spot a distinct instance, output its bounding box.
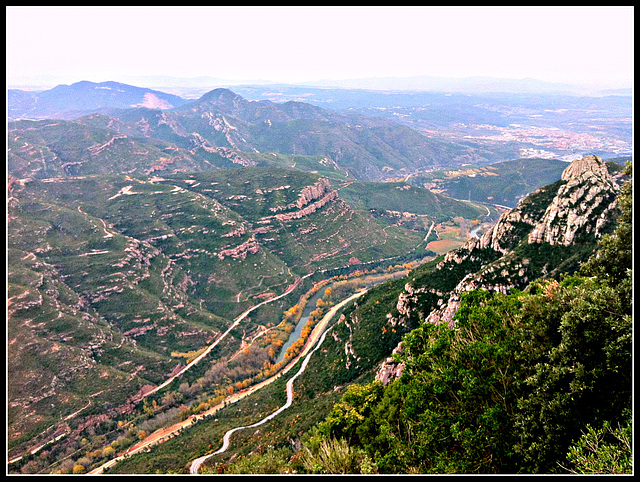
[189,290,366,474]
[89,288,364,475]
[144,274,312,398]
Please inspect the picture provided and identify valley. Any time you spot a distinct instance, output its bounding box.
[89,287,369,474]
[6,79,632,475]
[229,84,632,163]
[8,163,490,472]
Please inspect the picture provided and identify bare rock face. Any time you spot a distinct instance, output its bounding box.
[430,155,618,327]
[528,155,618,246]
[262,178,340,222]
[276,190,338,222]
[375,155,622,384]
[560,154,611,182]
[297,178,332,209]
[189,132,255,167]
[217,238,260,260]
[375,345,405,385]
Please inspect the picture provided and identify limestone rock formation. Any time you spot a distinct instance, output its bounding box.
[189,132,255,167]
[296,178,332,208]
[527,155,619,246]
[376,155,622,385]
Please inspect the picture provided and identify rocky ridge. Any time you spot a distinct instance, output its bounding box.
[275,179,339,222]
[376,155,622,384]
[188,132,256,167]
[527,155,619,246]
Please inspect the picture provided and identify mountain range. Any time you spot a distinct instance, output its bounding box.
[8,82,500,181]
[9,75,631,96]
[8,81,189,120]
[99,154,630,475]
[7,160,488,462]
[9,80,632,177]
[294,154,625,387]
[6,77,632,474]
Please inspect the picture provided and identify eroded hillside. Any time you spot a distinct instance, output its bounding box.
[9,162,489,461]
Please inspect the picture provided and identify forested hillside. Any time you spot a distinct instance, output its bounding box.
[43,156,627,476]
[7,79,632,475]
[191,157,632,475]
[305,162,632,474]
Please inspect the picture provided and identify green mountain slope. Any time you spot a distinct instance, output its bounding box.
[76,156,628,476]
[408,157,629,208]
[10,163,490,459]
[176,155,626,475]
[300,158,631,474]
[73,88,490,180]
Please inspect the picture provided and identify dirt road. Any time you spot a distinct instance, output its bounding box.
[89,289,366,475]
[190,290,367,474]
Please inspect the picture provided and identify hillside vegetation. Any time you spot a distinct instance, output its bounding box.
[90,157,631,475]
[409,156,630,208]
[196,160,632,475]
[6,80,632,475]
[8,159,492,464]
[304,162,632,474]
[8,86,500,182]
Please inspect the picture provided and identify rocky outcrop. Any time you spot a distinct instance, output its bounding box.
[217,238,261,260]
[158,111,190,137]
[376,344,405,385]
[527,155,618,246]
[261,178,340,222]
[428,155,618,325]
[376,155,622,384]
[276,190,339,222]
[203,112,246,149]
[87,134,127,156]
[297,178,332,208]
[189,132,255,167]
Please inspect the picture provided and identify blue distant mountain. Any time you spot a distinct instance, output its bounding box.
[8,80,189,120]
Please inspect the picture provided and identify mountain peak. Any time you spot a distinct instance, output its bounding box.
[528,154,619,247]
[389,152,622,333]
[199,88,245,103]
[561,154,611,183]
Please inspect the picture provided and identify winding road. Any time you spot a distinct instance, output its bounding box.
[89,289,366,475]
[189,290,367,474]
[140,274,312,399]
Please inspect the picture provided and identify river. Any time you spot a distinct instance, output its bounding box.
[276,269,410,364]
[189,290,368,474]
[275,287,326,364]
[90,272,410,475]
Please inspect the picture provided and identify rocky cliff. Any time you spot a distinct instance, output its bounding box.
[376,155,623,384]
[527,155,619,246]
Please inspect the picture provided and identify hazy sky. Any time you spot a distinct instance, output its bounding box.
[6,6,634,89]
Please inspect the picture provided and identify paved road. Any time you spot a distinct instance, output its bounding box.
[138,274,311,399]
[89,288,365,475]
[87,277,309,474]
[189,290,367,474]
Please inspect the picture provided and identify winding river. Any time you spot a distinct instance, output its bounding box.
[89,289,367,475]
[189,290,367,474]
[275,287,326,364]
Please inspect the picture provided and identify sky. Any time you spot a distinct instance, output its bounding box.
[6,6,634,90]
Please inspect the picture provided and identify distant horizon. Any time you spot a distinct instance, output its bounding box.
[7,7,633,94]
[6,73,632,97]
